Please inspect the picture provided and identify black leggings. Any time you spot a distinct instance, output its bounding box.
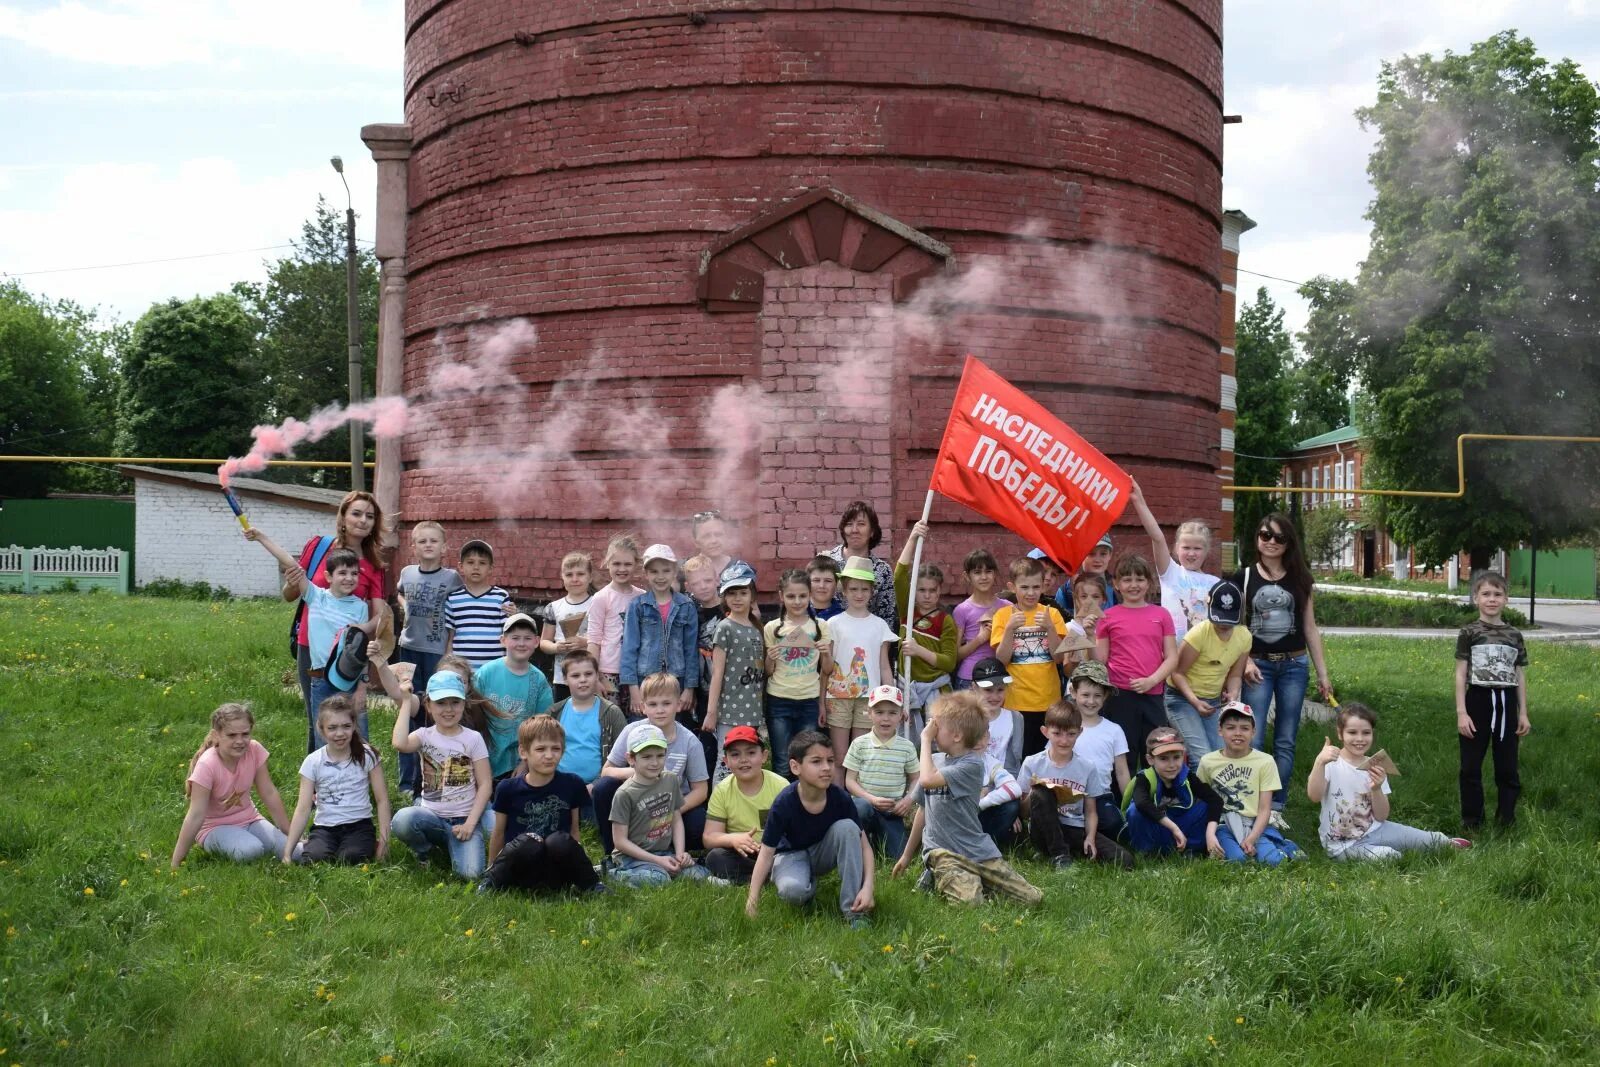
[302,820,377,864]
[481,831,598,893]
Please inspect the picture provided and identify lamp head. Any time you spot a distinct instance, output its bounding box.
[330,156,344,174]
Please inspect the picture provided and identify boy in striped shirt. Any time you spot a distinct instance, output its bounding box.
[444,539,512,668]
[843,686,919,859]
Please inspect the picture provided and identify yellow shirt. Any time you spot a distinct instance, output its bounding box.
[1179,621,1253,698]
[990,604,1067,712]
[706,769,789,835]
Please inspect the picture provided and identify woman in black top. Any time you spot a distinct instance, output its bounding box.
[823,500,899,636]
[1228,512,1333,824]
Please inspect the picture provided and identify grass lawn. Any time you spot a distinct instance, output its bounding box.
[3,594,1600,1065]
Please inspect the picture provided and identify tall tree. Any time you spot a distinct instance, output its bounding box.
[115,294,263,460]
[1232,287,1297,561]
[1353,31,1600,566]
[1291,276,1361,440]
[234,198,378,483]
[0,281,91,497]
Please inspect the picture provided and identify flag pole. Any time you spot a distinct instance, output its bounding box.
[902,488,936,708]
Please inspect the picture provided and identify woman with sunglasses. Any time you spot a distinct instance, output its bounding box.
[1227,513,1333,829]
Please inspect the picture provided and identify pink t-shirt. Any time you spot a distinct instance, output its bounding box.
[187,739,270,843]
[294,537,387,648]
[952,595,1011,680]
[586,583,645,675]
[1097,603,1175,693]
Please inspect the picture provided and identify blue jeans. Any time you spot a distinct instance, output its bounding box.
[853,798,909,860]
[1215,822,1301,866]
[1094,795,1124,840]
[1164,691,1223,767]
[767,696,822,777]
[979,797,1020,848]
[609,855,709,888]
[390,806,487,880]
[1242,654,1309,812]
[394,648,443,794]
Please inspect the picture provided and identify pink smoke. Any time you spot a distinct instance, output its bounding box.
[217,396,411,486]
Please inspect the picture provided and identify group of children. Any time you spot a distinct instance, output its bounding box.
[171,499,1528,917]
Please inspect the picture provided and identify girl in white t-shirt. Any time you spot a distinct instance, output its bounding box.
[1128,479,1216,640]
[282,695,391,865]
[171,703,297,867]
[1307,703,1471,861]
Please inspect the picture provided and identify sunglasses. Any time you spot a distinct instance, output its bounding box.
[693,510,723,523]
[1257,529,1288,545]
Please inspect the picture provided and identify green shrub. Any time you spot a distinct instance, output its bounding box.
[1317,592,1527,628]
[136,578,232,601]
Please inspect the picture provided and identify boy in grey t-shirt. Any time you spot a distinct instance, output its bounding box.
[607,725,709,888]
[894,692,1042,906]
[395,522,463,797]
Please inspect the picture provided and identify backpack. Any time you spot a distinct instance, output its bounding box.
[288,536,334,659]
[1120,765,1195,817]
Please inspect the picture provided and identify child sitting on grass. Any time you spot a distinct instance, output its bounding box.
[1309,702,1471,861]
[843,686,919,859]
[702,726,789,884]
[593,673,711,855]
[745,731,875,927]
[172,703,298,867]
[380,664,493,881]
[1122,727,1222,858]
[1197,701,1301,866]
[894,691,1043,906]
[482,715,601,894]
[282,695,389,865]
[1020,700,1133,870]
[607,724,710,888]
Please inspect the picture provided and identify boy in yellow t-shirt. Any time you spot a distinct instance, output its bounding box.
[991,556,1068,759]
[1167,578,1252,766]
[702,726,788,884]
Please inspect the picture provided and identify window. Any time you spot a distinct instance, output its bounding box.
[1311,465,1319,506]
[1346,459,1356,505]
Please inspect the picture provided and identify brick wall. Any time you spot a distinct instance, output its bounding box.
[395,0,1226,598]
[132,480,336,597]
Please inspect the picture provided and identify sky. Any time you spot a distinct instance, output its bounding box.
[2,1,1599,341]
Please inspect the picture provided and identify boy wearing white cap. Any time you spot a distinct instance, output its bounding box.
[843,685,920,858]
[607,724,710,888]
[620,543,700,713]
[473,613,555,781]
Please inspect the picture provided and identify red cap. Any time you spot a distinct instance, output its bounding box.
[722,725,765,749]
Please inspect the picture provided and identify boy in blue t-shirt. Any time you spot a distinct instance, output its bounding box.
[245,526,376,748]
[473,613,554,780]
[482,715,600,894]
[745,731,874,927]
[553,650,627,798]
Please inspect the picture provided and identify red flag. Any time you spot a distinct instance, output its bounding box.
[929,356,1131,573]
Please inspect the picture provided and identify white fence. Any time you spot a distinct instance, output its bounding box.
[0,545,130,594]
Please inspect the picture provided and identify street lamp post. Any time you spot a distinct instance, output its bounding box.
[330,156,364,492]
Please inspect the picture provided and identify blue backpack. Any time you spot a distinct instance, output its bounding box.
[287,536,334,659]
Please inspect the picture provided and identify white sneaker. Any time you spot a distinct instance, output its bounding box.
[706,875,732,888]
[1268,811,1290,831]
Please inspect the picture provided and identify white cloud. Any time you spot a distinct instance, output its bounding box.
[0,155,377,318]
[0,0,401,70]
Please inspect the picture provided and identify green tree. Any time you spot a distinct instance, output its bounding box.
[234,198,377,483]
[115,294,264,460]
[0,281,91,497]
[1352,31,1600,566]
[1291,276,1361,440]
[1233,287,1297,562]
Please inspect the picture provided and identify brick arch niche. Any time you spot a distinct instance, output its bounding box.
[697,188,952,575]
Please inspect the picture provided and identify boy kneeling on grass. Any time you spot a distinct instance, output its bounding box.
[608,724,710,889]
[480,715,602,895]
[892,691,1043,906]
[745,731,875,928]
[1020,700,1134,870]
[1122,727,1223,858]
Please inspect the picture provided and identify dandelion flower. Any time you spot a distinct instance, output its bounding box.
[284,912,297,922]
[882,944,894,953]
[82,887,94,896]
[379,1057,395,1065]
[464,929,475,938]
[1235,1016,1244,1025]
[120,879,128,887]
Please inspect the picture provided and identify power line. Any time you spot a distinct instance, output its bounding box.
[1235,265,1342,295]
[3,239,376,278]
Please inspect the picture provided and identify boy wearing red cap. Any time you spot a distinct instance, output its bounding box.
[702,725,788,883]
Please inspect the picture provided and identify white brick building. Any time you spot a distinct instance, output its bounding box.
[119,466,346,597]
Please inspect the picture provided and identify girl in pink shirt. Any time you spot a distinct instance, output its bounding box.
[586,533,646,713]
[171,704,297,867]
[1094,554,1179,774]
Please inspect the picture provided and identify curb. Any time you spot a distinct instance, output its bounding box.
[1322,627,1600,642]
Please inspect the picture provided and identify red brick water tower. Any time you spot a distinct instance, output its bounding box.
[362,1,1230,594]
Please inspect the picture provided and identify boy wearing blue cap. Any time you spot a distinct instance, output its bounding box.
[377,662,494,880]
